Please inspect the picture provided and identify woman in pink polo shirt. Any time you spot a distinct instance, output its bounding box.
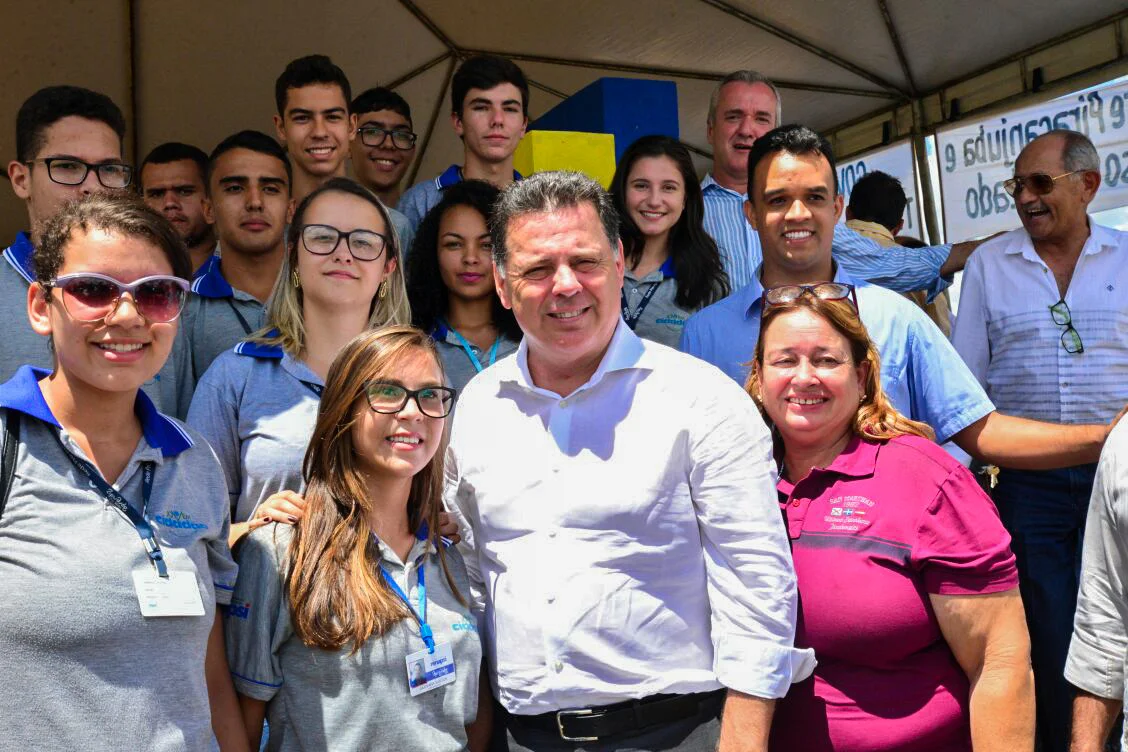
[746,284,1034,752]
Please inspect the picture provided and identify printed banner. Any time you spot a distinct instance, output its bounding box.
[936,79,1128,239]
[836,141,925,239]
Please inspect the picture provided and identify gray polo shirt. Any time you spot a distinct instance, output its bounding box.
[387,204,416,257]
[0,365,237,752]
[183,256,267,388]
[2,232,193,418]
[432,323,520,392]
[226,523,482,751]
[186,339,321,523]
[622,259,695,348]
[398,165,522,239]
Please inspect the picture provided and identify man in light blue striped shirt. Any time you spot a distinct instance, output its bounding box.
[702,71,982,293]
[952,130,1128,752]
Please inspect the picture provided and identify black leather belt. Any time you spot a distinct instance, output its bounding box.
[506,690,723,742]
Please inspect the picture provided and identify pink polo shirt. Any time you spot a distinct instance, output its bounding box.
[769,434,1018,752]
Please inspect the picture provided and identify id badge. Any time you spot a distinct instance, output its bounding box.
[405,641,456,696]
[132,569,206,617]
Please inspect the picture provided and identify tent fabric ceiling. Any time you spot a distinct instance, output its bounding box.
[1,1,1125,240]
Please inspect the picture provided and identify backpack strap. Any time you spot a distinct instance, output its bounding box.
[0,409,22,522]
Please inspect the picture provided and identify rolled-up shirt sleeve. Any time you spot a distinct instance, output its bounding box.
[1066,421,1128,700]
[688,373,816,699]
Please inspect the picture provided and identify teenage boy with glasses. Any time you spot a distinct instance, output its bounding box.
[2,86,189,416]
[952,129,1128,752]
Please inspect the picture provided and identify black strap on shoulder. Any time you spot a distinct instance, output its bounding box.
[0,409,21,522]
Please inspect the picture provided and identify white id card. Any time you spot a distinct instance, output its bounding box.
[132,569,206,617]
[405,641,456,696]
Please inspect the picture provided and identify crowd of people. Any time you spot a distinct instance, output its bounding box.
[0,49,1125,752]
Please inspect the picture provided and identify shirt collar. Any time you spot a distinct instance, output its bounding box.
[436,164,524,190]
[190,255,235,298]
[776,435,879,496]
[509,318,649,396]
[4,232,36,284]
[234,329,284,359]
[1005,217,1118,260]
[0,365,193,457]
[624,257,676,283]
[701,173,747,200]
[844,219,895,245]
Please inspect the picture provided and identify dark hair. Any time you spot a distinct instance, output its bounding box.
[16,85,126,163]
[351,87,412,125]
[451,55,529,117]
[491,171,619,272]
[206,130,292,189]
[35,193,191,286]
[610,136,729,309]
[139,142,208,190]
[747,124,838,199]
[275,54,352,116]
[847,171,906,232]
[406,180,520,340]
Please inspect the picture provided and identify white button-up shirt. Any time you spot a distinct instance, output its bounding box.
[445,320,814,714]
[951,220,1128,424]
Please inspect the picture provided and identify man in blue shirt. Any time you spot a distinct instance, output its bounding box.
[701,70,983,293]
[682,124,1112,470]
[397,55,527,233]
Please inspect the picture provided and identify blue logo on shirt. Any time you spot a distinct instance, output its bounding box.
[228,601,252,620]
[155,510,208,530]
[452,617,478,633]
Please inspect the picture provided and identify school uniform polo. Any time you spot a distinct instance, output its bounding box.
[397,165,523,235]
[621,257,696,348]
[1,232,192,417]
[0,365,237,752]
[770,434,1018,752]
[181,255,267,388]
[186,337,321,523]
[226,523,483,751]
[431,321,520,392]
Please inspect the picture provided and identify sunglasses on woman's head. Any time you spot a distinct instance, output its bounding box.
[49,273,190,323]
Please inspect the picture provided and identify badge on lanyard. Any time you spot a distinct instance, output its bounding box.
[381,557,457,696]
[132,570,205,617]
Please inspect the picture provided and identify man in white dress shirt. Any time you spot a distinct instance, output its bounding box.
[951,129,1128,752]
[445,171,813,751]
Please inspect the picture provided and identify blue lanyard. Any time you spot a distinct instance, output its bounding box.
[57,438,165,578]
[380,560,435,653]
[441,320,500,373]
[620,281,662,330]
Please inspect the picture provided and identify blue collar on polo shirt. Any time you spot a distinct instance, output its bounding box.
[435,164,524,190]
[4,232,36,284]
[659,257,675,278]
[234,329,283,359]
[0,365,193,457]
[190,255,234,298]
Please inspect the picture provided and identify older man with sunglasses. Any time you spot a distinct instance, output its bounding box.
[951,129,1128,752]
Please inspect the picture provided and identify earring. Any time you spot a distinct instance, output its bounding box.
[859,394,866,404]
[377,281,387,300]
[291,270,301,289]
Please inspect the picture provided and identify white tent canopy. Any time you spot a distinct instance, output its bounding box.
[3,0,1126,241]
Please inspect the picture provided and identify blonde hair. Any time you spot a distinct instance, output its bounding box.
[286,326,461,652]
[746,295,935,442]
[250,178,411,355]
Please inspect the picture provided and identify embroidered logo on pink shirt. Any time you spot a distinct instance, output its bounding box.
[824,494,875,531]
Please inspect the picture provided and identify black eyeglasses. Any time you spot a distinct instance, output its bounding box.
[1049,298,1084,354]
[301,224,388,262]
[48,273,189,323]
[365,382,456,418]
[357,126,417,150]
[1003,171,1081,197]
[26,157,133,189]
[763,282,859,312]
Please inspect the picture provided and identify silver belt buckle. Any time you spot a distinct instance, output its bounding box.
[556,708,599,742]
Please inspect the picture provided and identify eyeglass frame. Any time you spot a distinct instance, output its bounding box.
[1002,170,1082,198]
[357,125,418,150]
[364,381,457,418]
[1049,298,1084,354]
[762,282,859,313]
[300,223,389,262]
[45,272,190,323]
[24,157,134,189]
